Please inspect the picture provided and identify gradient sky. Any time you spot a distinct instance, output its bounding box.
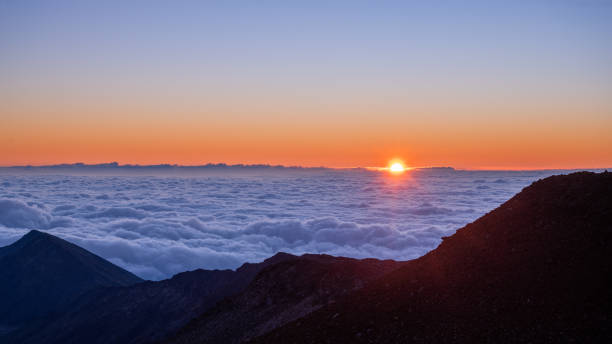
[1,0,611,169]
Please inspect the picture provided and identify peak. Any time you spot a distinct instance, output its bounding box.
[11,230,70,251]
[1,229,143,327]
[504,171,612,214]
[270,251,295,259]
[3,230,58,252]
[427,171,612,273]
[2,230,143,284]
[22,229,49,239]
[235,252,297,274]
[265,252,297,263]
[530,171,611,190]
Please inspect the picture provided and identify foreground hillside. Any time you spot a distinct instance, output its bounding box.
[166,254,402,344]
[0,230,142,332]
[2,242,402,344]
[4,251,297,344]
[253,171,612,343]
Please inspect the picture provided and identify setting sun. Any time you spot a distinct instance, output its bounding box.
[389,162,406,173]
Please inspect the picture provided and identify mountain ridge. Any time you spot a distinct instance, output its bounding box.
[251,171,612,343]
[0,229,143,329]
[165,255,404,344]
[3,251,335,344]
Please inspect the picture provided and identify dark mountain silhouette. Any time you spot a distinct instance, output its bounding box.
[4,252,296,344]
[0,230,142,333]
[252,171,612,343]
[165,255,403,344]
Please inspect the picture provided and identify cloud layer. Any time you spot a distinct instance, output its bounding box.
[0,169,564,280]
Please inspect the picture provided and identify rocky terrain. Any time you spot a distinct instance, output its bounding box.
[253,171,612,343]
[3,250,294,344]
[165,254,402,344]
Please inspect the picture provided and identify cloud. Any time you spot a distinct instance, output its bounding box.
[85,207,149,219]
[0,169,562,280]
[240,218,420,252]
[243,220,312,244]
[0,199,56,229]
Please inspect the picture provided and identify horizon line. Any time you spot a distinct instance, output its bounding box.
[0,162,609,172]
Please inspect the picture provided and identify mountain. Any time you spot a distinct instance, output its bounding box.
[0,230,142,332]
[165,255,403,344]
[5,252,296,344]
[252,171,612,343]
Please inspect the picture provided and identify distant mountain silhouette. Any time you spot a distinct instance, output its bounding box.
[252,171,612,343]
[4,252,296,344]
[1,162,329,171]
[0,230,142,331]
[165,255,403,344]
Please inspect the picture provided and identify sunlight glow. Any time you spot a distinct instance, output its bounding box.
[389,162,406,174]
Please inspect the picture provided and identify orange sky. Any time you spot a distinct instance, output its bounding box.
[2,2,611,169]
[2,96,611,169]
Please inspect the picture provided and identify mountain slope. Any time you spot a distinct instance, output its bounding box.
[6,252,295,344]
[166,254,403,344]
[0,230,142,330]
[254,171,612,343]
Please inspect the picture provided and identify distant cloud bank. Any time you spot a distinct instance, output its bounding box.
[0,169,576,280]
[1,162,330,170]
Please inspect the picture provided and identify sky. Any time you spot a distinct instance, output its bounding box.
[1,0,611,169]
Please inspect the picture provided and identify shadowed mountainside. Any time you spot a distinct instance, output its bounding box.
[4,252,296,344]
[0,230,142,331]
[251,171,612,343]
[165,255,403,344]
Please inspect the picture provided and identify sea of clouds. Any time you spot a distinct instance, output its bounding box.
[0,168,583,280]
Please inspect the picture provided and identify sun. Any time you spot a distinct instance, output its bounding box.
[389,162,406,173]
